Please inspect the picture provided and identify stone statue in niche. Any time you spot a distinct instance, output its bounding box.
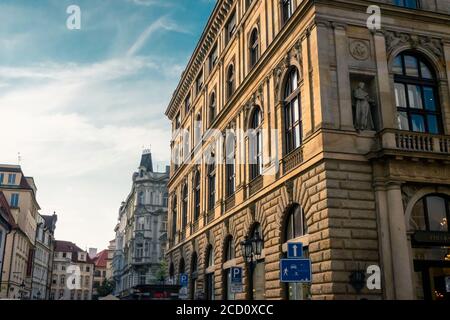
[353,82,375,131]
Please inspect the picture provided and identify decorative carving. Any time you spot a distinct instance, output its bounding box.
[353,82,375,131]
[273,39,302,102]
[349,40,370,61]
[384,30,443,60]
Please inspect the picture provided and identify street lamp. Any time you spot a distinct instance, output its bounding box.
[240,231,263,300]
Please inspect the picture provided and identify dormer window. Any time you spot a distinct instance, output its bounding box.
[8,174,16,185]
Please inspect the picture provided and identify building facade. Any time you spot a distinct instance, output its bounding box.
[50,241,94,300]
[0,191,14,292]
[0,165,39,299]
[93,249,108,299]
[165,0,450,300]
[113,151,169,299]
[31,213,57,300]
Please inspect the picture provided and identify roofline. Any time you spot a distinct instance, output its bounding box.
[164,0,222,118]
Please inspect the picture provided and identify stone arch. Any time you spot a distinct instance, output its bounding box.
[388,45,446,81]
[245,103,264,131]
[404,186,450,231]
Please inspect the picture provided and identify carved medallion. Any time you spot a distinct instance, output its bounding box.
[350,40,370,61]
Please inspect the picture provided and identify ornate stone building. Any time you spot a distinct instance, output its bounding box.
[165,0,450,300]
[112,151,169,299]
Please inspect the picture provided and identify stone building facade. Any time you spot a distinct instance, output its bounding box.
[50,241,94,300]
[112,151,169,299]
[165,0,450,300]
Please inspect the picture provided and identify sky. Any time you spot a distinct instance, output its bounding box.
[0,0,216,251]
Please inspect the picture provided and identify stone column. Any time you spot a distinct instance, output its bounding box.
[373,31,395,129]
[333,23,354,131]
[386,182,414,300]
[374,182,395,300]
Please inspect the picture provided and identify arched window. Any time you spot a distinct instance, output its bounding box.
[194,171,201,221]
[411,194,449,232]
[205,245,215,300]
[284,67,302,154]
[225,132,236,197]
[283,204,311,300]
[281,0,294,25]
[394,52,442,134]
[249,28,259,68]
[209,92,217,127]
[250,107,263,180]
[285,204,307,241]
[194,114,202,147]
[227,64,235,100]
[223,236,235,300]
[182,184,188,231]
[190,252,198,299]
[207,162,216,212]
[171,196,177,239]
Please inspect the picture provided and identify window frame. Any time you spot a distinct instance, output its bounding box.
[249,28,259,68]
[249,107,263,180]
[283,67,302,155]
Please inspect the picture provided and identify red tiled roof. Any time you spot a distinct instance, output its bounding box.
[55,240,95,264]
[93,250,108,268]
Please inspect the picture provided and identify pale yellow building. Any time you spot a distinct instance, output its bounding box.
[0,165,39,299]
[165,0,450,300]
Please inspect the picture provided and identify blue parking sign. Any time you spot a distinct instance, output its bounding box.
[280,259,312,283]
[230,267,242,284]
[179,273,189,287]
[287,242,303,259]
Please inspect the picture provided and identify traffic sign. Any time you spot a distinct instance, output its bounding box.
[179,273,188,287]
[230,267,243,284]
[230,283,243,293]
[280,259,312,283]
[287,242,303,259]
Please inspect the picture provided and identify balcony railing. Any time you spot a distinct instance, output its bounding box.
[378,129,450,155]
[249,175,263,196]
[207,211,215,224]
[281,147,303,174]
[225,194,235,212]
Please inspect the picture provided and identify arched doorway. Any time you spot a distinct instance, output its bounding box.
[409,194,450,300]
[190,252,198,300]
[204,245,215,300]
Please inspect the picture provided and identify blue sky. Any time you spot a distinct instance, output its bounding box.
[0,0,216,250]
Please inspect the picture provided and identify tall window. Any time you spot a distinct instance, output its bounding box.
[226,11,236,45]
[209,44,218,72]
[0,173,4,185]
[223,236,235,300]
[411,194,449,232]
[190,252,198,299]
[171,196,177,239]
[284,67,302,154]
[250,107,263,180]
[205,246,215,300]
[249,28,259,68]
[182,184,188,231]
[226,133,236,197]
[185,93,191,115]
[196,71,203,94]
[209,92,217,126]
[281,0,294,25]
[194,171,201,221]
[394,52,442,134]
[227,64,235,100]
[138,191,145,206]
[285,204,307,241]
[10,193,19,208]
[7,174,16,185]
[208,163,216,212]
[394,0,418,8]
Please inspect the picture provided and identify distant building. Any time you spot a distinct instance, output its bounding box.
[50,241,94,300]
[31,213,57,300]
[0,191,14,292]
[106,240,115,281]
[0,165,40,299]
[113,151,169,299]
[92,249,108,299]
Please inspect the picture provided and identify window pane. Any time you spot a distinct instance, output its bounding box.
[427,115,439,134]
[395,83,407,107]
[405,55,419,77]
[411,199,426,231]
[420,62,433,79]
[397,112,409,131]
[408,85,423,109]
[393,56,403,75]
[423,87,436,111]
[411,114,426,132]
[295,125,301,149]
[292,99,299,122]
[426,196,448,232]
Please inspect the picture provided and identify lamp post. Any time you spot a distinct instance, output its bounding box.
[240,231,263,300]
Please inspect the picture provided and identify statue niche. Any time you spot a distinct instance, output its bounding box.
[352,81,376,132]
